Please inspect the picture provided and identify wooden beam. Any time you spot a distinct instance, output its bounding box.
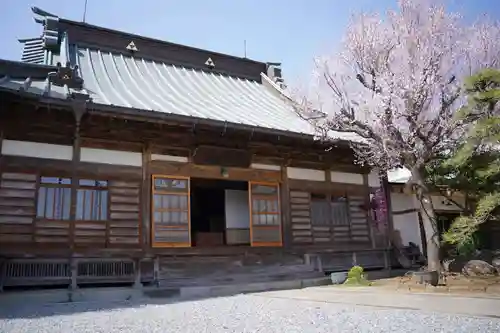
[141,143,152,248]
[363,173,376,249]
[1,156,142,179]
[324,166,333,243]
[280,159,291,249]
[69,103,86,250]
[0,128,3,174]
[381,174,395,249]
[393,208,419,216]
[150,161,281,182]
[80,137,144,152]
[0,107,358,170]
[288,179,366,195]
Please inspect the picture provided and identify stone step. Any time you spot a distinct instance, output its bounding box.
[146,275,331,300]
[159,254,305,268]
[159,263,315,280]
[158,270,324,288]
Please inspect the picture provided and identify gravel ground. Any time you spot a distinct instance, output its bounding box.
[1,294,499,333]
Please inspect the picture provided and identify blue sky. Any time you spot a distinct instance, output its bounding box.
[2,0,499,81]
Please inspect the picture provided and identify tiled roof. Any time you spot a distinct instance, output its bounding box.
[74,46,315,135]
[0,51,316,136]
[0,6,365,142]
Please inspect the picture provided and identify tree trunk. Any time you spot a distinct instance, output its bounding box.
[411,168,441,271]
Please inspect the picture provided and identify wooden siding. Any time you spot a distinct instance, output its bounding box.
[290,191,312,243]
[288,189,372,247]
[108,180,141,245]
[0,171,142,248]
[346,195,371,243]
[0,172,37,243]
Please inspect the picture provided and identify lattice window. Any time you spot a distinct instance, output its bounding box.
[152,176,190,247]
[36,177,71,220]
[331,196,350,225]
[251,184,280,225]
[310,194,330,225]
[76,179,108,221]
[249,182,282,246]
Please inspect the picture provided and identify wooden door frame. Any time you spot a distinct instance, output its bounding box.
[248,181,283,247]
[151,174,191,248]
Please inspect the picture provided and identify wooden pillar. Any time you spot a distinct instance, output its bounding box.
[280,161,291,249]
[383,250,390,269]
[324,167,333,241]
[381,173,395,249]
[0,129,3,174]
[381,172,394,272]
[0,259,6,292]
[153,255,160,287]
[363,173,376,249]
[141,144,152,248]
[133,258,142,289]
[69,257,78,293]
[69,103,86,249]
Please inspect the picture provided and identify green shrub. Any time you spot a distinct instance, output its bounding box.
[343,265,372,286]
[456,233,481,257]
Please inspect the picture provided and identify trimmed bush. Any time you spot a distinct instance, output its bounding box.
[343,265,372,286]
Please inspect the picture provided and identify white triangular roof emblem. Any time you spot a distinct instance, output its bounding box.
[126,41,139,52]
[205,57,215,68]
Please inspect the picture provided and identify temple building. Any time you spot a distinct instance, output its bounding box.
[0,7,389,290]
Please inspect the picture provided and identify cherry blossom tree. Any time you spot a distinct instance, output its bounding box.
[295,0,500,270]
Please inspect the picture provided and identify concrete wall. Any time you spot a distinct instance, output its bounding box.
[391,192,422,250]
[80,148,142,166]
[390,191,465,252]
[1,139,148,166]
[1,139,73,160]
[287,167,326,181]
[330,171,363,184]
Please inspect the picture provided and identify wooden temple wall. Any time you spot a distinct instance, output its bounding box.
[0,139,384,251]
[0,107,390,287]
[285,168,380,246]
[0,140,144,252]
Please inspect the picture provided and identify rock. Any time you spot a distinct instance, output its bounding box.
[446,257,468,273]
[492,257,500,272]
[462,259,497,276]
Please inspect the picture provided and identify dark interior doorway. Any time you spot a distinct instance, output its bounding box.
[436,212,460,241]
[435,212,461,258]
[190,178,248,247]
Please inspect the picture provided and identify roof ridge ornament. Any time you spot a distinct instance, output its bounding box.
[205,57,215,69]
[47,62,84,89]
[32,7,58,19]
[126,41,139,52]
[266,62,286,89]
[31,6,60,51]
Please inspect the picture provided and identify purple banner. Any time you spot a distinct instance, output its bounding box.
[371,181,388,232]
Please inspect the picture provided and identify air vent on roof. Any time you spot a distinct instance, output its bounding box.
[126,41,139,52]
[205,57,215,69]
[19,37,46,64]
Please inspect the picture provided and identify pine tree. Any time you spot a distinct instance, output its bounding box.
[441,69,500,249]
